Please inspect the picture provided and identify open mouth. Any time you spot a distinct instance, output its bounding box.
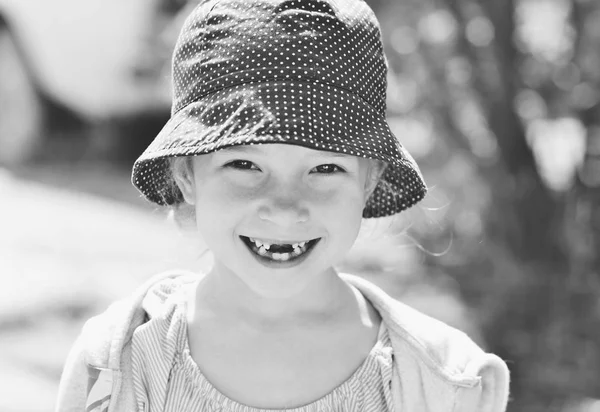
[240,236,321,262]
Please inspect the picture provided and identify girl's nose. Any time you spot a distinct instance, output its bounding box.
[257,195,309,225]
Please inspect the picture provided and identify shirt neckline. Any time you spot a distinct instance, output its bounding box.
[173,290,391,411]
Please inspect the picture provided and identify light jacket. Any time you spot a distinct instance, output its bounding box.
[55,271,510,412]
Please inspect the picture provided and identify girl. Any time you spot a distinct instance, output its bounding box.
[56,0,510,411]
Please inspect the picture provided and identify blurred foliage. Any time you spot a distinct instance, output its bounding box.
[359,0,600,411]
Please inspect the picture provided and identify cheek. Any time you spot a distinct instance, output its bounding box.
[316,178,367,211]
[192,181,247,232]
[195,178,256,209]
[315,182,366,237]
[193,179,266,244]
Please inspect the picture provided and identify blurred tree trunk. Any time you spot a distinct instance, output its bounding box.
[564,103,600,394]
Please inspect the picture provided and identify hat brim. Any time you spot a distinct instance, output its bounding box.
[132,81,426,218]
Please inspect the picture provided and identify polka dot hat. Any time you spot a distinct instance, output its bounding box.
[132,0,427,218]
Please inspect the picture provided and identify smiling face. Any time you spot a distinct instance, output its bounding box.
[174,143,384,298]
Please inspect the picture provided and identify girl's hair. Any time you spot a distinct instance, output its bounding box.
[166,154,388,231]
[167,156,197,231]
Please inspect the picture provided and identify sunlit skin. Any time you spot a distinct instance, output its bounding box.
[174,143,385,407]
[175,143,384,318]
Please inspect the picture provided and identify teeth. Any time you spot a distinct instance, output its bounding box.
[272,252,291,261]
[246,236,317,261]
[249,237,269,249]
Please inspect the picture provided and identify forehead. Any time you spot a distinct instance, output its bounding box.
[214,143,356,159]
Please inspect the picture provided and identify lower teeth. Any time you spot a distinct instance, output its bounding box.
[251,242,308,261]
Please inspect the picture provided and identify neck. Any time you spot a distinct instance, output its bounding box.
[194,264,352,327]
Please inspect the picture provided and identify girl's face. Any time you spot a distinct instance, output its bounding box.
[178,143,382,297]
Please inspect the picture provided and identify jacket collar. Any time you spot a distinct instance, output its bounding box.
[85,270,480,385]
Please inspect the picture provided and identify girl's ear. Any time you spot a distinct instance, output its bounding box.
[364,160,386,201]
[172,157,196,205]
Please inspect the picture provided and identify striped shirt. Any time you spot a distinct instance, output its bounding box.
[131,283,395,411]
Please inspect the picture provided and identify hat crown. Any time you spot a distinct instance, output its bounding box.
[171,0,388,116]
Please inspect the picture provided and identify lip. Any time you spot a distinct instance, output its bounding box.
[244,236,318,245]
[239,235,321,268]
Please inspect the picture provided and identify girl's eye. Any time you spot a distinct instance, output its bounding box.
[225,160,259,170]
[312,164,345,174]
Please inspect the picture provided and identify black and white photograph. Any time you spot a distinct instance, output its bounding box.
[0,0,598,411]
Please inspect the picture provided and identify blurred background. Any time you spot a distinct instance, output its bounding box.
[0,0,598,410]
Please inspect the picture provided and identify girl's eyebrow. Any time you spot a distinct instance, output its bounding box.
[216,145,351,159]
[215,146,259,155]
[313,151,351,159]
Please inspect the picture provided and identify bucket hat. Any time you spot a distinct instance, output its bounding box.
[132,0,427,218]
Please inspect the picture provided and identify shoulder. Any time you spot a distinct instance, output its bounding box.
[79,270,200,368]
[56,270,201,411]
[341,273,510,412]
